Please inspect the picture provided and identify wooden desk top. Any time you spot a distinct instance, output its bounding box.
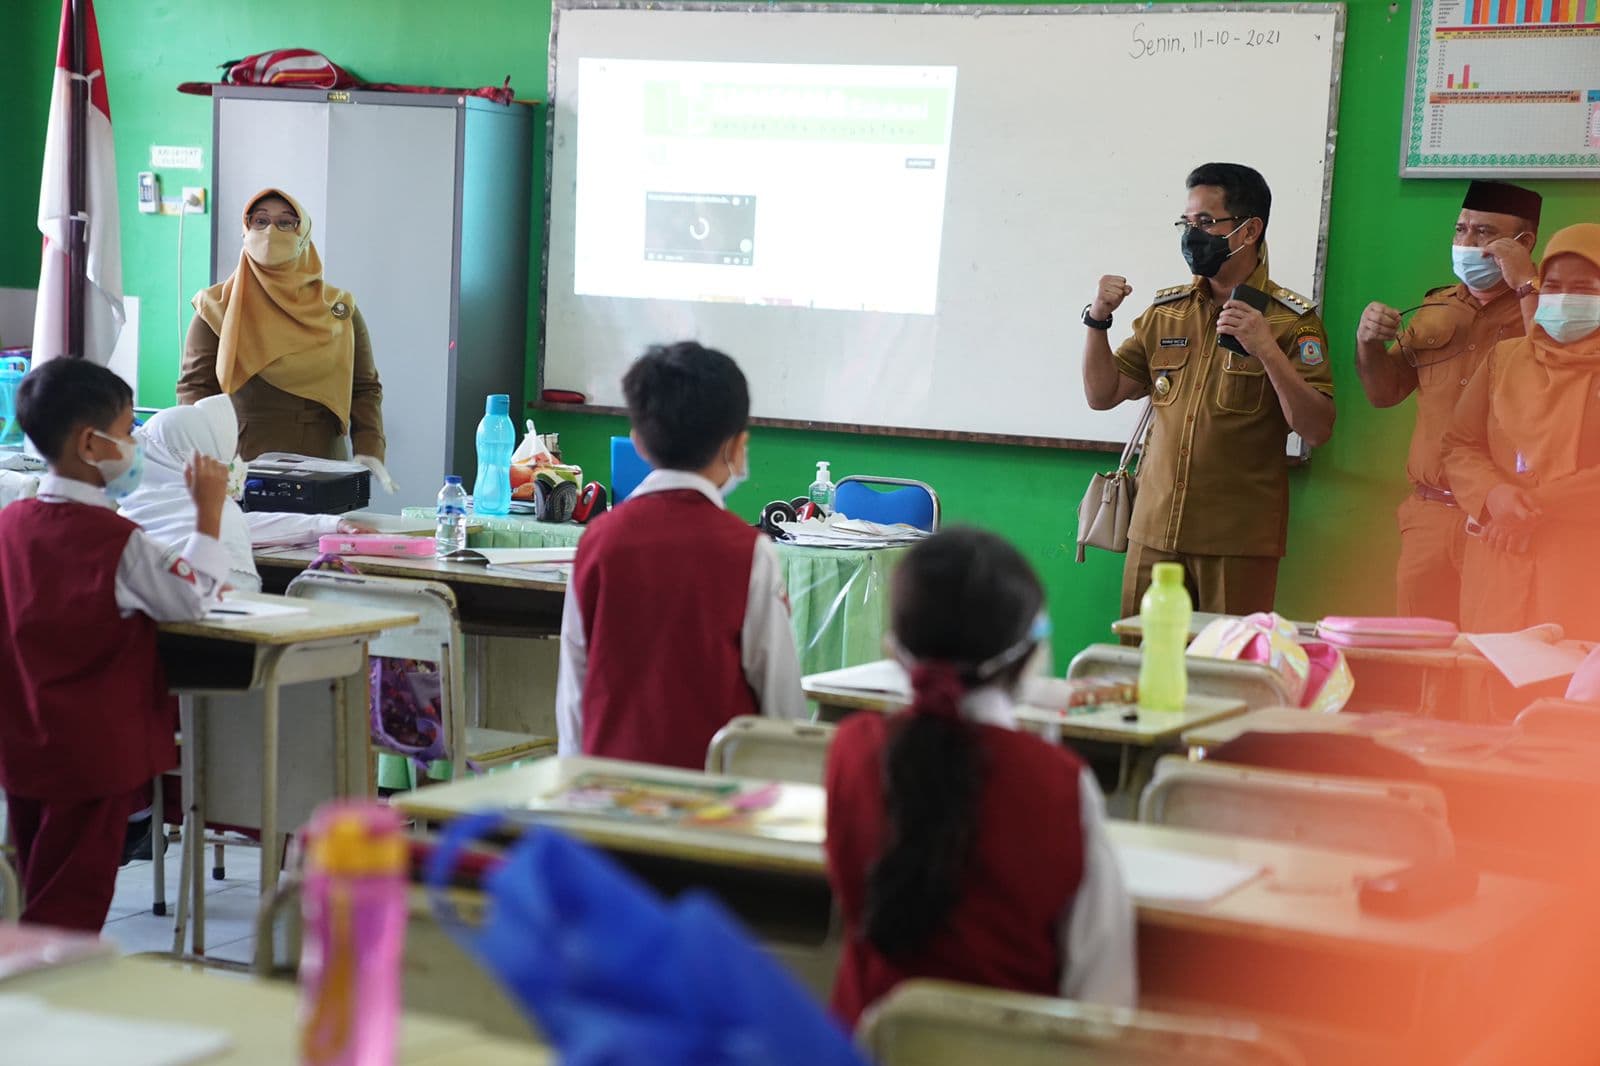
[255,546,568,593]
[158,592,418,647]
[1182,707,1600,790]
[395,756,1556,961]
[803,660,1247,745]
[393,756,827,877]
[6,956,550,1065]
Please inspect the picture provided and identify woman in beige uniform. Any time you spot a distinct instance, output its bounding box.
[178,188,395,492]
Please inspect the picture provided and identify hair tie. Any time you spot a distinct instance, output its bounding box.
[908,661,967,721]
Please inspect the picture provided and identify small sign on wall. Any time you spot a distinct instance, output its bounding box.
[150,145,203,170]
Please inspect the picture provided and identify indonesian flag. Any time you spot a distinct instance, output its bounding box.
[32,0,123,367]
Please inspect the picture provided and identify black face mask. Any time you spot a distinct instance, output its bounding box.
[1181,221,1247,278]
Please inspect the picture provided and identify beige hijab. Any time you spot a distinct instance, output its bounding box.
[1494,223,1600,483]
[191,188,357,428]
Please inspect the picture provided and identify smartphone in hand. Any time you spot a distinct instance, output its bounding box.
[1219,283,1272,355]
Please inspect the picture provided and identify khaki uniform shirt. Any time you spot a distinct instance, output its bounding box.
[1393,283,1525,492]
[178,308,386,463]
[1114,258,1333,558]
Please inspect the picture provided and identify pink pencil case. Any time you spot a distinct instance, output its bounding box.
[1315,616,1458,649]
[317,534,437,558]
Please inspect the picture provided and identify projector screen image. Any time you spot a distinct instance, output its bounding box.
[574,59,958,314]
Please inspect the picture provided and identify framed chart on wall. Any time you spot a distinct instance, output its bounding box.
[1401,0,1600,177]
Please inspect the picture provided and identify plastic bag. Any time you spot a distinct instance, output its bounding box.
[1188,612,1353,713]
[425,817,868,1066]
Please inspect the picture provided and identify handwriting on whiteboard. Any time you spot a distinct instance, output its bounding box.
[1128,23,1284,59]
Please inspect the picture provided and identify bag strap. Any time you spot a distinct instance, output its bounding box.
[1116,400,1156,475]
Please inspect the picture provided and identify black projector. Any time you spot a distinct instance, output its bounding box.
[242,464,371,514]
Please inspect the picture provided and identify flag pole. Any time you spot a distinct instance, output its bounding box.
[66,0,88,359]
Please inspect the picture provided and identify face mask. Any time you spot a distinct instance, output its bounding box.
[1181,220,1247,278]
[90,430,145,501]
[1534,293,1600,344]
[226,456,249,501]
[243,227,303,267]
[1452,245,1504,290]
[720,447,749,499]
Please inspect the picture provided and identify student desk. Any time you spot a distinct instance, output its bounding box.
[395,507,908,677]
[1182,707,1600,880]
[1112,612,1498,719]
[5,955,549,1065]
[393,756,1564,1064]
[802,660,1248,806]
[158,593,418,956]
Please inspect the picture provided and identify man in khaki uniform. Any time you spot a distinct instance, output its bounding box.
[1354,181,1541,623]
[1083,163,1335,617]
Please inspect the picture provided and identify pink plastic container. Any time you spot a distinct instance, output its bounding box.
[1315,616,1458,649]
[317,534,436,558]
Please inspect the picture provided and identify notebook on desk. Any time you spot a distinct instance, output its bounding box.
[0,995,231,1066]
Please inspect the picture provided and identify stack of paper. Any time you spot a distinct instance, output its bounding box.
[1465,630,1593,688]
[776,516,926,549]
[1116,845,1263,904]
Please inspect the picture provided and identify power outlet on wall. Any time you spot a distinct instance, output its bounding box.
[181,187,207,214]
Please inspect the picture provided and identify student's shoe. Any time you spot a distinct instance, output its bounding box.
[121,816,155,866]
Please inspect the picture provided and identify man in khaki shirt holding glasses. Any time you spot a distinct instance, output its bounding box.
[1082,163,1335,617]
[1354,181,1541,624]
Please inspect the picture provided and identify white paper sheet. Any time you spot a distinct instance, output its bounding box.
[0,995,231,1066]
[804,660,911,696]
[1466,632,1592,688]
[1115,844,1263,904]
[471,547,577,564]
[205,598,309,621]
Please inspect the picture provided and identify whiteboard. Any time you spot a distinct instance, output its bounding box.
[542,2,1346,447]
[1401,0,1600,177]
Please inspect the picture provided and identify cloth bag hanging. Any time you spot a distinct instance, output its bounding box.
[1075,400,1154,563]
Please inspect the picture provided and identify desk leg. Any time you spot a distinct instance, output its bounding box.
[260,659,282,901]
[186,697,208,956]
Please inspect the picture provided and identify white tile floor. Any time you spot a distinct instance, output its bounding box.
[101,839,263,962]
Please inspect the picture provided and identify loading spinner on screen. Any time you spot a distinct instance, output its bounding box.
[644,192,757,265]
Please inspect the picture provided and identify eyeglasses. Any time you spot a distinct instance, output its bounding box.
[247,214,300,232]
[1174,215,1249,233]
[1395,304,1514,369]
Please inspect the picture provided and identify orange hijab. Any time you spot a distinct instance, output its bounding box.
[1492,223,1600,484]
[191,189,357,429]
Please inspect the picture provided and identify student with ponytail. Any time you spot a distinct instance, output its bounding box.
[824,528,1136,1024]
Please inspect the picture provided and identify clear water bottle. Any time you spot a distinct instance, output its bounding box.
[808,460,835,514]
[435,476,468,557]
[1138,562,1191,712]
[298,802,407,1066]
[473,394,516,516]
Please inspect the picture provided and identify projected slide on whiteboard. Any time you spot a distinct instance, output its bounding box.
[574,60,958,314]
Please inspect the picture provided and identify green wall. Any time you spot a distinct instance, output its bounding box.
[2,0,1594,665]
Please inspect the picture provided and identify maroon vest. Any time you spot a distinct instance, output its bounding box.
[824,711,1087,1025]
[573,489,761,769]
[0,500,175,800]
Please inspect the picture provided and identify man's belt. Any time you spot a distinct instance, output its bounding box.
[1413,483,1458,508]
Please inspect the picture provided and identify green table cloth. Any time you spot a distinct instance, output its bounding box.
[399,508,905,676]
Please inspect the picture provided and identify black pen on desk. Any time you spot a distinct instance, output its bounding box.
[208,608,251,616]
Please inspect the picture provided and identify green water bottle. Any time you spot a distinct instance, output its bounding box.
[1138,562,1191,711]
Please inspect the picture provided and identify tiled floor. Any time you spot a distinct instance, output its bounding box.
[101,839,264,964]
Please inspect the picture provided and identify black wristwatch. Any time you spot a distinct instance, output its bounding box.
[1081,304,1113,330]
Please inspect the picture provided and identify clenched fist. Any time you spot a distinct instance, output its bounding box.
[1090,276,1134,321]
[1357,302,1402,344]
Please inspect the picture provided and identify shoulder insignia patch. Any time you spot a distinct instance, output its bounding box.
[1291,324,1327,366]
[1269,284,1317,316]
[1151,284,1192,307]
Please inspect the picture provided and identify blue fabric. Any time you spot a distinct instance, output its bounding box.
[833,480,936,532]
[610,436,653,503]
[425,817,868,1066]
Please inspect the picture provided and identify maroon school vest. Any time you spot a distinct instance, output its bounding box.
[824,711,1088,1025]
[0,500,176,800]
[573,489,761,769]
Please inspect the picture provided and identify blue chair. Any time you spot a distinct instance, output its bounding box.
[832,476,940,532]
[610,436,654,504]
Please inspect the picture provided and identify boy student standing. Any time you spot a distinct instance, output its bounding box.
[0,359,230,930]
[556,342,806,768]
